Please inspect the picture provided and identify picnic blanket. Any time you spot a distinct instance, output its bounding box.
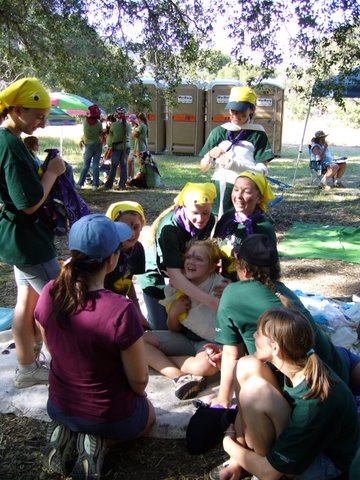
[0,278,221,440]
[278,222,360,263]
[0,330,221,439]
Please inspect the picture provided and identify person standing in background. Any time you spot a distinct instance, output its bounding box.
[133,112,148,170]
[199,86,274,218]
[77,104,103,191]
[104,106,131,190]
[127,113,139,180]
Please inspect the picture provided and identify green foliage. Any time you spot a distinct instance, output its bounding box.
[0,0,359,110]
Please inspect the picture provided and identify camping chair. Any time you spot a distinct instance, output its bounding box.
[308,144,326,185]
[266,175,292,224]
[308,145,348,186]
[266,176,292,207]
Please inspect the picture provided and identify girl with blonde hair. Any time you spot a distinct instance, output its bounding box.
[144,239,225,400]
[137,182,225,330]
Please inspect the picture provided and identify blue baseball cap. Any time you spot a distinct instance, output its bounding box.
[69,214,132,262]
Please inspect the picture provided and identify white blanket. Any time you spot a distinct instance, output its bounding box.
[0,329,220,439]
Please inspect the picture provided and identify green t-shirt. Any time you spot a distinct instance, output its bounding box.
[215,280,349,382]
[82,119,103,145]
[0,128,56,266]
[110,121,131,149]
[133,123,148,152]
[137,209,216,296]
[267,372,360,475]
[214,214,276,281]
[199,125,274,163]
[349,446,360,480]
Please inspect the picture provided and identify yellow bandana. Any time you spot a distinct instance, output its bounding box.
[175,183,216,206]
[237,172,275,212]
[106,201,146,225]
[0,78,50,115]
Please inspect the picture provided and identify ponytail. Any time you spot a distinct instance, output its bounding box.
[235,258,294,309]
[50,252,106,328]
[303,350,333,401]
[258,308,333,402]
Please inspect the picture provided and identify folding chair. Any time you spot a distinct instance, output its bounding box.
[266,176,292,207]
[308,144,326,185]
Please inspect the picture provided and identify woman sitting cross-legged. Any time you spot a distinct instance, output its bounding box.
[144,239,226,400]
[213,308,360,480]
[35,214,155,479]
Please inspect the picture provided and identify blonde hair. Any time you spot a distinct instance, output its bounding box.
[184,239,221,273]
[258,308,333,401]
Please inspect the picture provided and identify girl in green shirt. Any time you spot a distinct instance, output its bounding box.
[0,78,65,388]
[214,307,359,480]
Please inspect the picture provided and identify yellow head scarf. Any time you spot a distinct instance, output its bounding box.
[237,172,275,212]
[0,78,51,115]
[105,201,146,225]
[175,182,216,207]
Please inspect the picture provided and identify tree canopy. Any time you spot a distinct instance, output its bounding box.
[0,0,359,111]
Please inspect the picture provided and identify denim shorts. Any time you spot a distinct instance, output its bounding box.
[47,396,149,441]
[337,346,360,374]
[14,258,60,294]
[294,453,342,480]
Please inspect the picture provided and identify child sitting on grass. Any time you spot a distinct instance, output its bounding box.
[36,214,155,479]
[144,239,227,400]
[105,201,150,329]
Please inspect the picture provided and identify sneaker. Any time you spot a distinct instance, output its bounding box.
[92,185,98,191]
[42,422,77,475]
[320,180,331,190]
[173,374,207,400]
[71,433,107,480]
[334,180,345,188]
[209,461,251,480]
[14,361,49,388]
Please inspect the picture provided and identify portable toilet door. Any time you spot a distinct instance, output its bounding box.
[253,80,284,156]
[140,79,166,154]
[165,83,205,154]
[204,79,243,141]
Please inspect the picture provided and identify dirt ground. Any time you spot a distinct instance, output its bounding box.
[1,186,359,480]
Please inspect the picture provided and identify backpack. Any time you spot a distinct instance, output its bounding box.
[40,149,90,235]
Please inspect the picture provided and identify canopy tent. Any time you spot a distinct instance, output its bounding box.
[292,68,360,185]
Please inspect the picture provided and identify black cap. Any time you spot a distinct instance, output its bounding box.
[233,234,279,266]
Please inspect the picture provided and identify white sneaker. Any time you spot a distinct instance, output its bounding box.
[320,180,331,190]
[14,361,49,389]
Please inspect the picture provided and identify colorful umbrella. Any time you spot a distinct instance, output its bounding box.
[47,106,76,126]
[50,92,95,116]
